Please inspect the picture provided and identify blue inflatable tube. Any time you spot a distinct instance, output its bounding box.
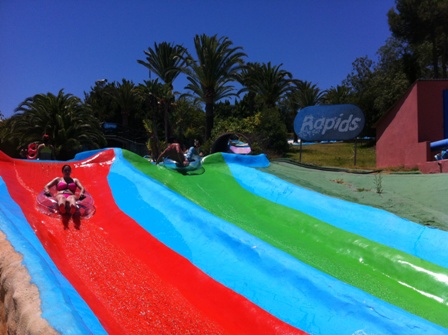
[161,156,202,172]
[430,138,448,150]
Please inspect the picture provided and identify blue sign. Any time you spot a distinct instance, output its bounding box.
[102,122,118,130]
[294,104,365,141]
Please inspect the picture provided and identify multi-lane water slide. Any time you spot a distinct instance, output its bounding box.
[1,148,448,335]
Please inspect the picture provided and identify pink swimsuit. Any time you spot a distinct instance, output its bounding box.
[57,180,76,197]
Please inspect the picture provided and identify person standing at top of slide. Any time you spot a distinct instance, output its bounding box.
[37,134,55,160]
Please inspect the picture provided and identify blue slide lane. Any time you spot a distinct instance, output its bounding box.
[224,154,448,269]
[110,149,447,335]
[0,177,107,335]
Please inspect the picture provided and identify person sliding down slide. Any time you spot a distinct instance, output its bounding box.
[156,138,189,167]
[43,164,86,215]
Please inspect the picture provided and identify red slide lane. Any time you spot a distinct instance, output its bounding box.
[1,150,304,335]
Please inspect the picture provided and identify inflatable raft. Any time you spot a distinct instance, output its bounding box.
[162,155,202,172]
[36,189,95,219]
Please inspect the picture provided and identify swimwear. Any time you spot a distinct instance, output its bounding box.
[57,180,77,193]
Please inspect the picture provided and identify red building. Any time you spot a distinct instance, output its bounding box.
[375,80,448,173]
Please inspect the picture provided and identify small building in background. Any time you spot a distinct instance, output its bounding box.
[375,80,448,173]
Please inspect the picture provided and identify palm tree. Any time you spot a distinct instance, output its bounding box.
[291,80,326,108]
[281,81,325,143]
[8,90,106,159]
[138,42,187,140]
[238,62,298,108]
[138,42,187,86]
[183,34,246,140]
[134,79,173,158]
[324,85,352,104]
[108,79,137,130]
[84,79,117,123]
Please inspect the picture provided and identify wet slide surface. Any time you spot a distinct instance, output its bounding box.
[123,150,448,334]
[0,150,302,334]
[1,148,448,334]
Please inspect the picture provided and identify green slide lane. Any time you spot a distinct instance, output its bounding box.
[125,151,448,328]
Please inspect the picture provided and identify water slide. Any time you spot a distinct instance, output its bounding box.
[0,148,447,335]
[431,138,448,150]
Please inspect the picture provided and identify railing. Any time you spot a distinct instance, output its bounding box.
[105,135,148,156]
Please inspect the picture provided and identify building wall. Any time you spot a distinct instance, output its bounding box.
[376,84,419,168]
[417,82,446,143]
[376,80,448,170]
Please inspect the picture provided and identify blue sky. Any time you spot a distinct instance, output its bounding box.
[0,0,395,118]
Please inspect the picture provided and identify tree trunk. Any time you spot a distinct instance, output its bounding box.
[204,89,215,140]
[150,104,161,160]
[121,109,129,128]
[205,102,214,140]
[164,102,169,141]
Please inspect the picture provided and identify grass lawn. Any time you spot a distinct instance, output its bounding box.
[262,141,448,231]
[285,140,377,171]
